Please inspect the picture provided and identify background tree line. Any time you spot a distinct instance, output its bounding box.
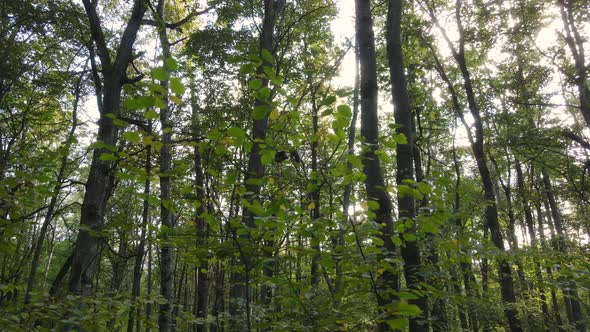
[0,0,588,331]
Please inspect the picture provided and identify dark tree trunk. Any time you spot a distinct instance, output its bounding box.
[70,0,147,297]
[541,169,585,331]
[310,91,321,287]
[190,73,210,332]
[439,1,522,329]
[156,1,176,328]
[355,0,399,329]
[385,0,427,330]
[231,1,278,329]
[128,141,151,332]
[337,47,359,295]
[558,0,590,127]
[25,71,82,305]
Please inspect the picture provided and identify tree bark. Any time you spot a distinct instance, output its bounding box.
[428,0,523,329]
[25,70,83,305]
[558,0,590,127]
[541,169,585,331]
[127,140,152,332]
[190,68,210,332]
[355,0,399,329]
[69,0,147,297]
[386,1,427,330]
[155,0,175,329]
[231,1,278,329]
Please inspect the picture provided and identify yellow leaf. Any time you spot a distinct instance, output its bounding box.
[307,202,315,210]
[360,201,368,210]
[269,109,279,120]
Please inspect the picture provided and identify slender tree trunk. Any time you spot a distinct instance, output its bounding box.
[541,169,585,331]
[146,240,153,332]
[515,161,550,331]
[558,0,590,127]
[310,91,321,287]
[385,1,427,330]
[355,0,399,329]
[189,64,210,332]
[25,71,83,305]
[231,1,278,329]
[337,44,360,295]
[156,3,176,327]
[128,140,151,332]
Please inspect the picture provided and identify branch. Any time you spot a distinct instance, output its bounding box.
[119,116,151,132]
[140,6,215,31]
[123,74,145,84]
[81,0,112,69]
[563,129,590,150]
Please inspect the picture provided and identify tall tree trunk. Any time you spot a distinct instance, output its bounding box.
[128,139,152,332]
[231,1,278,329]
[25,70,83,305]
[337,48,360,295]
[190,70,210,332]
[145,240,153,332]
[429,0,523,329]
[451,136,480,332]
[558,0,590,127]
[157,7,176,331]
[541,169,585,331]
[310,91,321,287]
[386,0,427,330]
[70,0,147,296]
[355,0,399,329]
[515,161,550,331]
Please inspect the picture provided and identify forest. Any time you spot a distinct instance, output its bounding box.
[0,0,589,331]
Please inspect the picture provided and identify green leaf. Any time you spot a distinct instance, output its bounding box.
[170,77,185,95]
[261,149,275,165]
[239,63,255,75]
[387,318,409,330]
[367,200,380,210]
[249,79,262,90]
[393,133,407,144]
[89,141,117,152]
[148,83,167,94]
[337,104,352,118]
[398,184,413,197]
[99,153,117,161]
[227,126,246,140]
[262,66,275,79]
[253,105,271,120]
[165,57,178,70]
[372,237,384,246]
[207,129,223,140]
[154,96,166,109]
[113,118,128,127]
[145,109,159,119]
[261,49,274,63]
[151,67,170,81]
[125,96,154,110]
[321,95,336,106]
[170,95,183,105]
[256,87,271,101]
[403,233,417,242]
[123,131,140,143]
[418,182,431,194]
[397,302,422,316]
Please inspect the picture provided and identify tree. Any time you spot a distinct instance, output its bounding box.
[69,0,147,296]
